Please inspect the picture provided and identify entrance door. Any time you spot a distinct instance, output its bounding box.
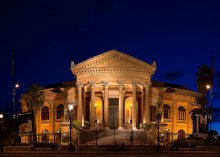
[108,98,119,129]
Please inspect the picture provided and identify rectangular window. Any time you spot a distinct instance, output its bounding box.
[164,110,169,119]
[150,106,156,122]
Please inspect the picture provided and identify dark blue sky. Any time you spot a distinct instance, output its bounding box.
[0,0,220,132]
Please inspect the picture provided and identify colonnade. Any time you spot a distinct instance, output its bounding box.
[76,81,151,129]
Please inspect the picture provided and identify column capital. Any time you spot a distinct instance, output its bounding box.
[76,82,83,88]
[89,81,96,87]
[143,82,151,88]
[131,81,137,87]
[118,80,124,87]
[103,81,109,87]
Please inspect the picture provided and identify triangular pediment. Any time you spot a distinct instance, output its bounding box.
[72,49,156,72]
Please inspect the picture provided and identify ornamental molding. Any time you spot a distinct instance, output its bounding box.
[71,50,156,84]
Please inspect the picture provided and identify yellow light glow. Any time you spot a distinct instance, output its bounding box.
[68,103,74,111]
[0,113,3,119]
[206,84,211,89]
[15,83,20,88]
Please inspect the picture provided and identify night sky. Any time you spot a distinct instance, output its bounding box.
[0,0,220,133]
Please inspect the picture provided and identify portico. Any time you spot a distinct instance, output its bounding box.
[71,50,156,129]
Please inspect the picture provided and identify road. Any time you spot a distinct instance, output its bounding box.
[0,151,220,157]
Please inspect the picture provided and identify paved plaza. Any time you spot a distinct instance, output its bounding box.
[0,150,220,157]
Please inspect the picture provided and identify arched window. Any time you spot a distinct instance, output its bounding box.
[41,129,49,142]
[41,106,49,120]
[178,106,186,120]
[163,104,170,119]
[56,104,64,119]
[178,129,185,140]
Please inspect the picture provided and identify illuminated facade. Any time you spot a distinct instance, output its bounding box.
[20,50,199,145]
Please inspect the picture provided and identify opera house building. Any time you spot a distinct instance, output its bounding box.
[19,50,199,146]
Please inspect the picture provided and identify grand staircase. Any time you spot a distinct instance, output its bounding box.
[79,128,152,146]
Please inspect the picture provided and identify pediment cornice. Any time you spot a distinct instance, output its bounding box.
[71,49,156,84]
[71,49,156,72]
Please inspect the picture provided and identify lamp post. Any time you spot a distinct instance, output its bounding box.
[0,113,4,150]
[12,83,19,144]
[206,84,213,131]
[156,104,162,152]
[68,103,74,152]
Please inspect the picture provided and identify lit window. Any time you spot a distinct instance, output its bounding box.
[41,106,49,120]
[163,104,170,119]
[178,106,186,120]
[56,104,64,119]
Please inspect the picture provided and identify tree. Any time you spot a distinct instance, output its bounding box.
[23,84,45,144]
[195,65,213,111]
[196,65,213,94]
[194,95,208,114]
[193,65,213,133]
[72,120,89,150]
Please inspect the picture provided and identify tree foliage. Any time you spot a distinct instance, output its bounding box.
[194,95,208,113]
[23,83,45,143]
[23,83,45,110]
[72,120,89,130]
[196,65,213,94]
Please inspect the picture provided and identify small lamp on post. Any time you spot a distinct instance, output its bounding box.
[68,103,74,152]
[0,113,3,121]
[206,84,213,131]
[12,83,20,144]
[0,113,4,150]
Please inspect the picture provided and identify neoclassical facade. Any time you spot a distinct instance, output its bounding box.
[20,50,199,145]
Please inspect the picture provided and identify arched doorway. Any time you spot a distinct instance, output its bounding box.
[41,129,49,142]
[125,97,132,128]
[178,129,185,140]
[55,128,62,146]
[95,97,103,124]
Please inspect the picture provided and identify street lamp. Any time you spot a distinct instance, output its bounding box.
[206,84,213,131]
[12,82,20,144]
[68,103,74,152]
[0,113,4,151]
[0,113,3,120]
[156,104,162,152]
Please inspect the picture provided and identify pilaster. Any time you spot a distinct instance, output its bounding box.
[143,83,150,123]
[77,82,83,126]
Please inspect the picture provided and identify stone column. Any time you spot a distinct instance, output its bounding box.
[90,81,96,127]
[118,81,124,129]
[132,81,137,129]
[103,81,109,128]
[143,83,150,124]
[77,83,83,126]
